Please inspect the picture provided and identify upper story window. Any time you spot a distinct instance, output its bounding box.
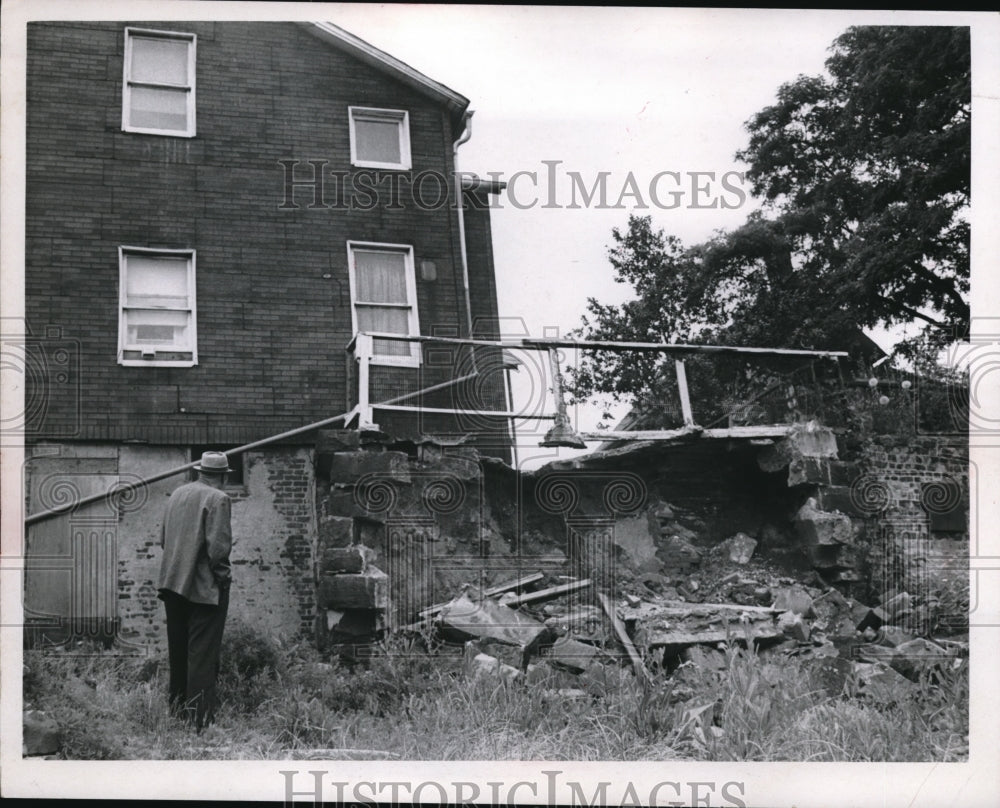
[347,242,420,367]
[122,27,196,137]
[348,107,411,170]
[118,247,197,367]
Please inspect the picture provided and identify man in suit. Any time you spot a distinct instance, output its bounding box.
[158,450,234,731]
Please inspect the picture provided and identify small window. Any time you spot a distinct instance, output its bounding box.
[348,107,411,169]
[118,247,197,366]
[123,27,196,137]
[347,242,420,366]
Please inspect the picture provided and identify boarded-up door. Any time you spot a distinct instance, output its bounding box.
[24,454,119,643]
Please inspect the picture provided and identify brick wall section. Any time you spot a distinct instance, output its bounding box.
[25,22,501,447]
[256,448,317,637]
[854,435,969,626]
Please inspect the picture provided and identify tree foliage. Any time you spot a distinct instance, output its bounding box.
[570,26,970,418]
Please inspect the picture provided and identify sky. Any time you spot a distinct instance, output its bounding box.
[319,6,940,466]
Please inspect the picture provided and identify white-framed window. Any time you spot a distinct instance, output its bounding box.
[347,242,420,367]
[118,247,197,367]
[122,27,196,137]
[348,107,411,170]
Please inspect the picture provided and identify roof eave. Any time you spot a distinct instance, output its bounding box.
[305,22,470,127]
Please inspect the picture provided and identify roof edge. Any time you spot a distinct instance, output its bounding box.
[305,22,470,121]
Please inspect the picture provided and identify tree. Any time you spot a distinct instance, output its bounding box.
[569,26,970,422]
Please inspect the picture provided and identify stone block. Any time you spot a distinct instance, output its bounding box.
[794,498,852,546]
[316,429,363,453]
[468,651,522,682]
[719,532,757,564]
[828,461,860,487]
[657,535,702,571]
[815,486,866,517]
[324,487,381,520]
[317,545,366,574]
[317,567,388,610]
[811,542,862,570]
[777,611,810,642]
[788,422,839,458]
[317,515,356,549]
[23,711,61,756]
[327,450,412,485]
[772,585,817,618]
[805,656,852,697]
[787,457,830,486]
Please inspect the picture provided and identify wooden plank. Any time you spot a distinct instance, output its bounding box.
[597,591,651,684]
[627,600,782,617]
[418,571,545,618]
[578,425,794,443]
[645,624,781,647]
[503,578,591,607]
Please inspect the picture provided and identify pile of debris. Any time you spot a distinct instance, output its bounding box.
[401,563,966,702]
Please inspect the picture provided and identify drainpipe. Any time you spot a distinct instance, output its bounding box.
[453,110,476,354]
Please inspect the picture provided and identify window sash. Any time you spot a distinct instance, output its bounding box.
[348,107,411,170]
[119,248,197,365]
[348,243,419,366]
[123,28,196,136]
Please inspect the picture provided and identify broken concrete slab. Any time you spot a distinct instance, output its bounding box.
[852,662,918,702]
[438,594,551,649]
[316,567,388,610]
[891,638,953,680]
[545,636,600,674]
[772,585,817,618]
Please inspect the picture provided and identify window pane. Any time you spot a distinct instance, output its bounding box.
[354,251,408,304]
[128,86,189,132]
[357,306,411,356]
[130,36,189,85]
[125,309,189,348]
[125,255,189,307]
[354,117,402,164]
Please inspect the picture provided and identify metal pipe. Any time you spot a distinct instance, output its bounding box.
[352,331,848,359]
[26,369,498,526]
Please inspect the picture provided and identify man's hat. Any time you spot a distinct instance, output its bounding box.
[194,451,232,474]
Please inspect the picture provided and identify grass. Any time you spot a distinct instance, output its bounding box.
[22,621,968,761]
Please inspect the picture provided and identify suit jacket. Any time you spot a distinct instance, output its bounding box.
[158,480,233,605]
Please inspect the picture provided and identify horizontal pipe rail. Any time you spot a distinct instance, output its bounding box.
[350,331,848,359]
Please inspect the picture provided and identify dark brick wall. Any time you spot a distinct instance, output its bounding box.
[26,22,503,447]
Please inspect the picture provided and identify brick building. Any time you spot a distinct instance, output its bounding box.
[23,21,512,648]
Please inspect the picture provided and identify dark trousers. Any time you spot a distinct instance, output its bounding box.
[162,588,229,730]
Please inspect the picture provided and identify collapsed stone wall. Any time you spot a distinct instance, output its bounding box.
[311,422,969,648]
